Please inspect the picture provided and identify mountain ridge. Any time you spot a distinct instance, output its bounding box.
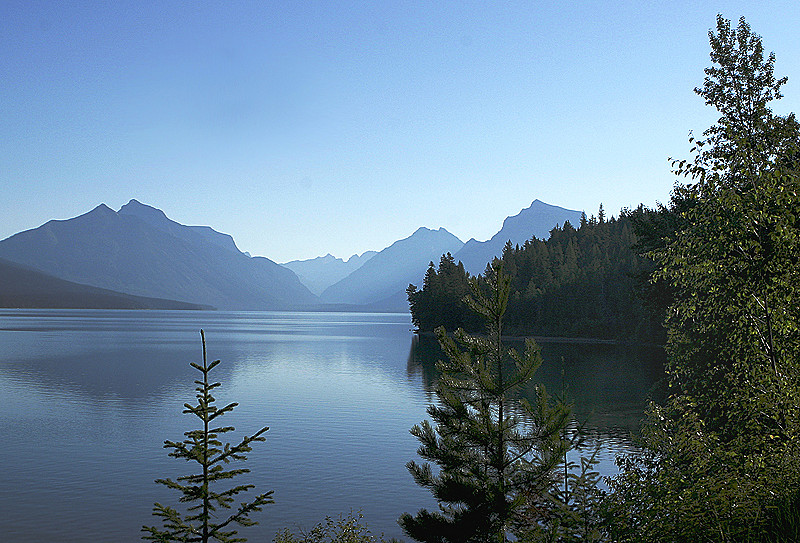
[0,201,317,310]
[1,197,584,312]
[282,251,378,296]
[119,199,242,255]
[453,199,584,275]
[320,226,464,309]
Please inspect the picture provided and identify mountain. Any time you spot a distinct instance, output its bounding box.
[320,227,464,309]
[0,257,209,309]
[0,201,317,310]
[119,199,242,254]
[453,199,584,275]
[282,251,378,295]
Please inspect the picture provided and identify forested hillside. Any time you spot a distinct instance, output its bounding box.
[407,210,664,341]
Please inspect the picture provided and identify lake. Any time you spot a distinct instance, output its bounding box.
[0,309,663,542]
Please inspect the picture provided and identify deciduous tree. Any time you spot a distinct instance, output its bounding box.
[607,15,800,541]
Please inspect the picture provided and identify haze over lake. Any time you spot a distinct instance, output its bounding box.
[0,309,662,542]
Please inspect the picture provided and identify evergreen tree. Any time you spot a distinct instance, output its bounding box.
[399,262,571,543]
[143,330,273,543]
[406,215,656,341]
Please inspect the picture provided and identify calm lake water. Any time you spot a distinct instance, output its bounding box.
[0,309,663,542]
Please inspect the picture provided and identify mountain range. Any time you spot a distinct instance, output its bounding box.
[282,252,378,296]
[284,200,584,304]
[0,200,316,310]
[320,227,465,310]
[0,198,582,311]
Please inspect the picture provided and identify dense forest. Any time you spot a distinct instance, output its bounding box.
[407,208,665,342]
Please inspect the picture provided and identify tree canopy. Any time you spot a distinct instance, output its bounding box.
[606,15,800,541]
[408,210,663,342]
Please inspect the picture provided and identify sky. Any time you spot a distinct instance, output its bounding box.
[2,1,800,263]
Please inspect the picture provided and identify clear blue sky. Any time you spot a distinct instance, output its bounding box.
[2,1,799,263]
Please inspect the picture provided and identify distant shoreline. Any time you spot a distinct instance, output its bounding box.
[415,330,661,346]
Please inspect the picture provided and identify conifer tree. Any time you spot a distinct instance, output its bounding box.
[142,330,273,543]
[399,262,571,543]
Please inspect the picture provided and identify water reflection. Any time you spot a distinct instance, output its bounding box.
[0,309,665,542]
[0,309,435,542]
[407,334,666,438]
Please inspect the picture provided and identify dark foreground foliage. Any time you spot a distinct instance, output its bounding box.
[409,14,800,542]
[604,15,800,542]
[274,511,401,543]
[401,263,603,542]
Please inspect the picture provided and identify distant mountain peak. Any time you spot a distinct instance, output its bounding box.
[90,203,115,214]
[319,226,464,307]
[453,199,583,275]
[0,202,316,310]
[119,199,168,220]
[282,249,380,296]
[117,199,243,255]
[498,199,581,231]
[411,226,451,237]
[345,250,376,264]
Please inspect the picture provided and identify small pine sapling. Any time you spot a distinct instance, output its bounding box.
[143,330,273,543]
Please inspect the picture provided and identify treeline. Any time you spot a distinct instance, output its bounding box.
[407,209,664,342]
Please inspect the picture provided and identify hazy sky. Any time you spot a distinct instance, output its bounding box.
[3,1,800,263]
